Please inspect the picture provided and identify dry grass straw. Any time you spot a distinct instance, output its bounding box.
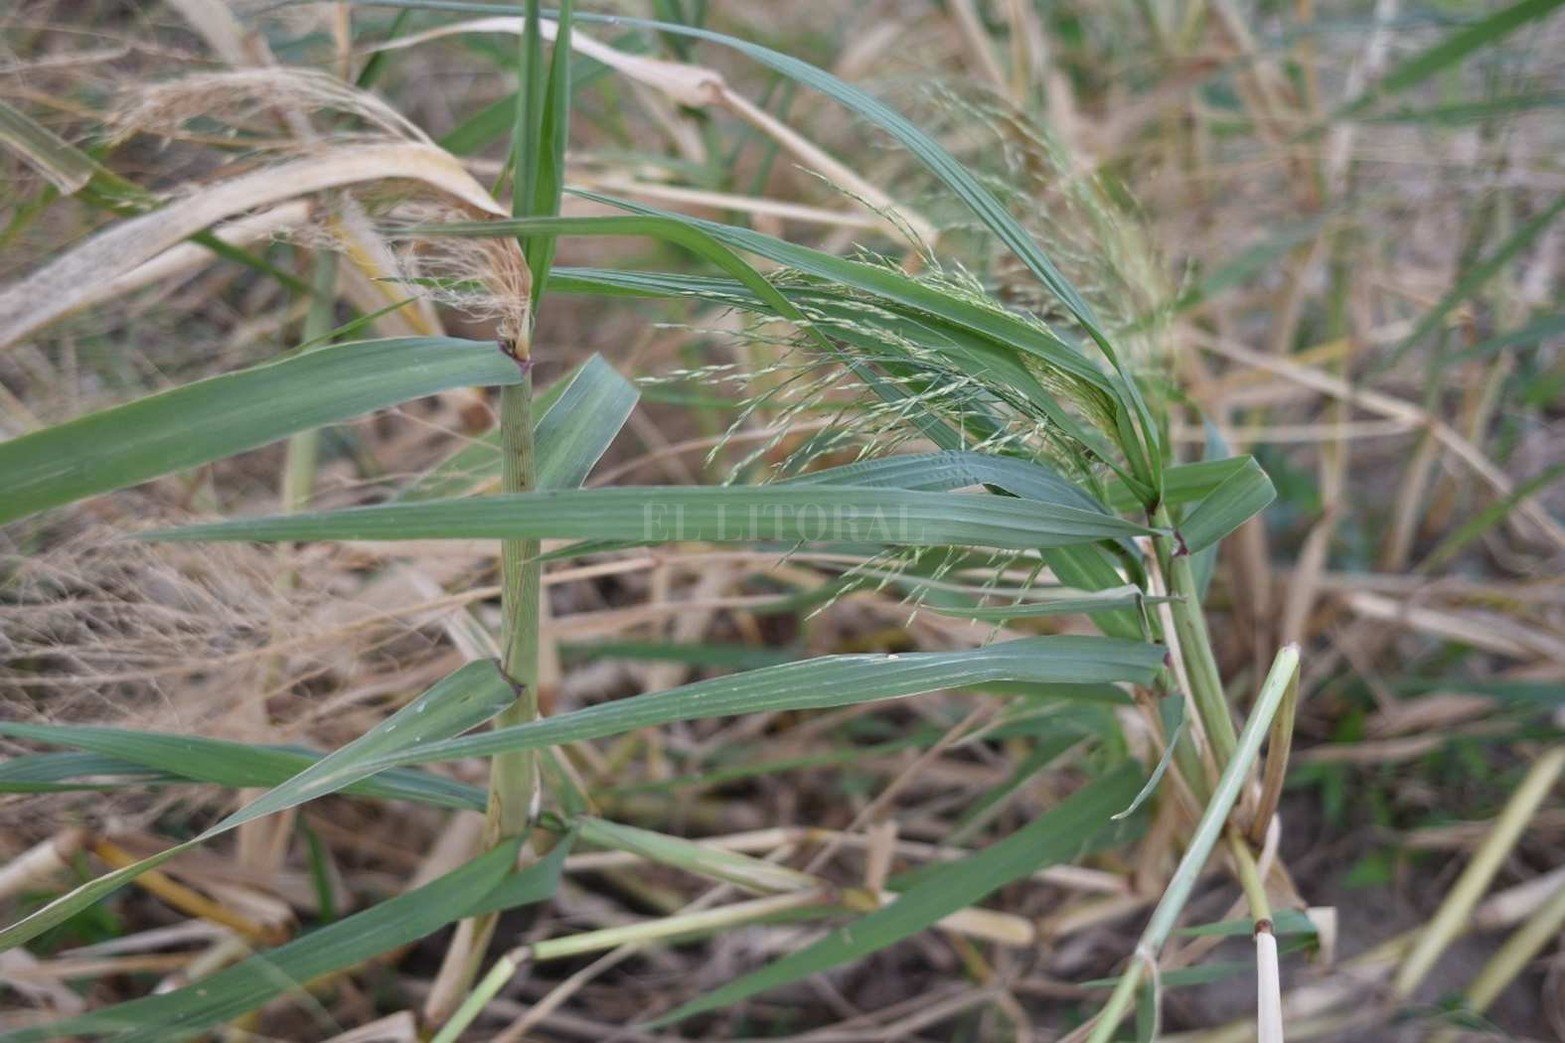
[3,0,1564,1039]
[369,16,937,246]
[0,142,501,350]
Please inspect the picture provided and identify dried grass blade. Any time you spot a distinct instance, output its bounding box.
[0,143,501,350]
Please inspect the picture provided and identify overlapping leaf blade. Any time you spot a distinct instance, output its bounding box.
[400,352,638,499]
[0,836,571,1043]
[783,450,1108,515]
[654,765,1142,1025]
[0,659,514,952]
[0,337,524,525]
[145,485,1154,549]
[433,209,1131,467]
[2,638,1163,809]
[365,635,1167,770]
[1175,456,1277,554]
[0,724,486,809]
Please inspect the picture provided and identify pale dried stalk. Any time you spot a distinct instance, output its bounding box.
[1342,591,1565,662]
[0,142,503,350]
[326,194,442,335]
[111,68,431,147]
[1393,745,1565,998]
[0,830,87,903]
[947,0,1010,97]
[163,0,255,67]
[561,826,1127,894]
[1248,665,1300,846]
[53,921,226,958]
[90,838,285,945]
[146,3,444,337]
[0,949,89,1015]
[572,172,888,232]
[1086,646,1301,1043]
[101,202,313,301]
[321,1012,420,1043]
[371,17,935,245]
[0,100,97,194]
[1191,329,1565,551]
[1430,875,1565,1043]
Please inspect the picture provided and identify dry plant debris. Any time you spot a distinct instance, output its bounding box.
[1,1,1563,1041]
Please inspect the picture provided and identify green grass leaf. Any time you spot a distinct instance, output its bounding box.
[1103,456,1268,514]
[0,727,486,810]
[909,585,1151,622]
[1337,0,1565,117]
[1175,908,1318,938]
[783,450,1109,515]
[4,639,1162,817]
[578,817,817,894]
[0,835,571,1043]
[1362,91,1565,126]
[550,262,1124,469]
[559,12,1164,488]
[0,660,514,953]
[1383,194,1565,368]
[516,0,573,297]
[1087,646,1301,1042]
[1420,461,1565,570]
[1451,311,1565,363]
[563,198,1119,396]
[370,635,1167,769]
[652,764,1142,1025]
[0,337,523,525]
[0,752,171,793]
[400,352,638,499]
[145,485,1155,549]
[1175,456,1277,553]
[356,4,1123,355]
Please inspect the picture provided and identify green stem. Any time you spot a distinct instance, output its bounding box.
[279,250,339,520]
[1225,827,1272,923]
[1155,507,1240,768]
[428,356,543,1017]
[485,371,542,842]
[1087,645,1300,1043]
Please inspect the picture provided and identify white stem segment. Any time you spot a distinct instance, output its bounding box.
[1256,924,1284,1043]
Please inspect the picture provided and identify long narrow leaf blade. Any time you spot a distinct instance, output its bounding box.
[0,836,571,1043]
[401,353,637,500]
[0,724,486,809]
[0,337,523,525]
[0,659,513,952]
[1337,0,1565,117]
[374,635,1167,769]
[654,765,1142,1024]
[1384,194,1565,367]
[0,752,172,793]
[4,640,1163,806]
[1176,456,1276,554]
[146,486,1155,549]
[784,450,1109,515]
